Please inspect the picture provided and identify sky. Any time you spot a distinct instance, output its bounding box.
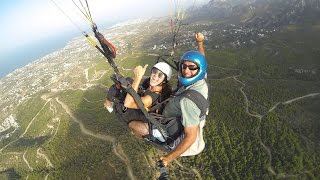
[0,0,208,77]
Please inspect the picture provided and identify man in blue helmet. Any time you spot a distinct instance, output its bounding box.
[159,32,208,166]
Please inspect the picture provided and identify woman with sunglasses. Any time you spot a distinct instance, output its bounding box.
[122,62,173,137]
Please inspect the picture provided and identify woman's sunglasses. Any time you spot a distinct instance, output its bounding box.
[151,68,165,79]
[181,63,199,70]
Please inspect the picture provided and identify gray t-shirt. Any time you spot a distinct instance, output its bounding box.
[163,79,209,156]
[163,79,208,126]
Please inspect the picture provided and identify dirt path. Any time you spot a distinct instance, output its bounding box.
[82,97,105,103]
[0,98,51,153]
[85,68,109,82]
[283,93,320,104]
[217,65,320,177]
[21,98,51,138]
[37,148,54,168]
[55,97,136,180]
[234,75,263,119]
[23,149,33,171]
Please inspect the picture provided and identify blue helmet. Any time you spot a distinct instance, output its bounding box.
[178,50,207,86]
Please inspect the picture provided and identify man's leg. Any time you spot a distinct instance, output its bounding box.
[128,120,149,138]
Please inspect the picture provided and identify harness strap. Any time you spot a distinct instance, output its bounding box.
[179,89,208,117]
[149,89,209,117]
[117,76,167,131]
[95,31,116,58]
[148,98,170,113]
[92,24,120,75]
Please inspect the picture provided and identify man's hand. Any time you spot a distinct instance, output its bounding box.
[195,32,205,55]
[159,155,173,167]
[195,32,204,42]
[159,125,199,166]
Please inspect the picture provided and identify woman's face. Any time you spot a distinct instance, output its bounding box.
[150,68,165,87]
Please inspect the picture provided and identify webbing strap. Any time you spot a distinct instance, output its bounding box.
[123,84,166,130]
[92,25,120,75]
[180,89,208,117]
[149,89,208,118]
[148,98,170,113]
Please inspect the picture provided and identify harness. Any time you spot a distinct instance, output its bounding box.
[111,77,209,145]
[51,0,202,177]
[180,89,209,117]
[55,0,208,149]
[149,89,208,118]
[146,88,209,145]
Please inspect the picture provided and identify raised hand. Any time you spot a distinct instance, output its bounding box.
[195,32,204,42]
[134,64,148,80]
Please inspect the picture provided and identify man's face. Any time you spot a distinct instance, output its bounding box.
[181,61,199,78]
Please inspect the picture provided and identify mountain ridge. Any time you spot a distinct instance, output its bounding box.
[201,0,320,29]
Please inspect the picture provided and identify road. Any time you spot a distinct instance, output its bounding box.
[56,97,136,180]
[211,64,320,178]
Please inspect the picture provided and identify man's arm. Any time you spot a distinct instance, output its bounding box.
[196,32,205,56]
[160,125,198,166]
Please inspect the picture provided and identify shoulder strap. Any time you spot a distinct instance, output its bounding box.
[124,85,167,130]
[144,89,160,108]
[148,98,171,113]
[180,89,208,118]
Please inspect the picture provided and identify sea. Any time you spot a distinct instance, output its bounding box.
[0,21,116,79]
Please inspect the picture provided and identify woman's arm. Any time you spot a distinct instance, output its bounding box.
[124,64,153,109]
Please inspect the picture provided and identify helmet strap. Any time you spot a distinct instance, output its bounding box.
[181,69,199,78]
[149,82,164,93]
[155,80,167,87]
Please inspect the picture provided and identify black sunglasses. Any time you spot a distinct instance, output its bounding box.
[181,63,199,70]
